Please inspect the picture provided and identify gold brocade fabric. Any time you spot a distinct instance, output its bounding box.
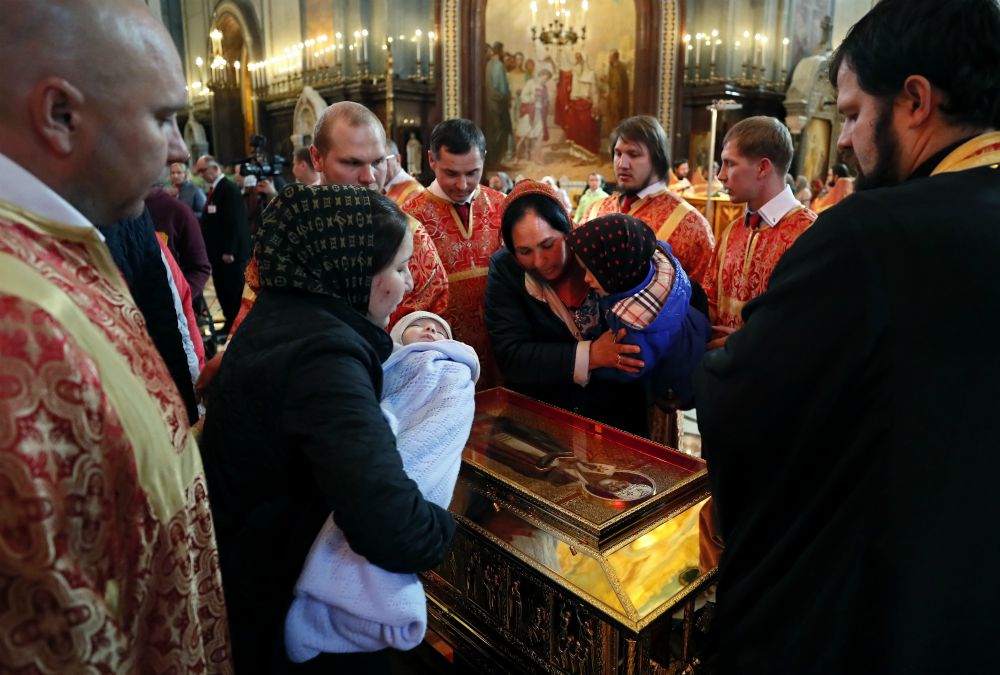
[586,190,715,284]
[403,187,507,388]
[704,207,817,328]
[0,202,231,673]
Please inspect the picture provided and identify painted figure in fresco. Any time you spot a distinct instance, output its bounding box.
[564,52,601,154]
[516,69,552,162]
[605,49,630,132]
[486,41,512,168]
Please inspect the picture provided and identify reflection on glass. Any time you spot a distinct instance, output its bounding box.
[464,394,703,531]
[607,497,707,618]
[454,478,711,622]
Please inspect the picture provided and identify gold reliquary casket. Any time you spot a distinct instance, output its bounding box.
[422,388,717,675]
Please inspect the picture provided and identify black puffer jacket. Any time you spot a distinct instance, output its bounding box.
[200,288,455,673]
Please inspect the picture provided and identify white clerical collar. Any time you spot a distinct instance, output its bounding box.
[211,174,225,190]
[750,185,801,228]
[636,180,667,199]
[0,151,99,235]
[385,168,416,191]
[429,178,474,205]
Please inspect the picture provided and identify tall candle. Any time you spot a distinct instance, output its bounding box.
[415,29,422,64]
[429,31,435,68]
[781,37,790,72]
[710,29,719,64]
[694,33,703,72]
[362,29,369,63]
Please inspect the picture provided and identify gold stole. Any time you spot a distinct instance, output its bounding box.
[0,200,203,524]
[931,131,1000,175]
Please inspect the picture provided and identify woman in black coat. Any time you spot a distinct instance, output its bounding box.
[485,180,709,437]
[200,184,455,674]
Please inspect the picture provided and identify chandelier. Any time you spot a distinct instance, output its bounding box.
[530,0,587,47]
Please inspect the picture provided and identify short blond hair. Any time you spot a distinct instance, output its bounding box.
[312,101,385,154]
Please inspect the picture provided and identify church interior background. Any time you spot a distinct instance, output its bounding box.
[147,0,876,188]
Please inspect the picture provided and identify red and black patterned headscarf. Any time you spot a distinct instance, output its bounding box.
[566,214,656,294]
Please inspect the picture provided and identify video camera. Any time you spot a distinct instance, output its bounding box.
[238,134,290,179]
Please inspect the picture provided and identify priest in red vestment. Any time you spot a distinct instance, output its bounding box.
[705,116,817,347]
[402,119,506,386]
[0,2,231,672]
[586,116,715,284]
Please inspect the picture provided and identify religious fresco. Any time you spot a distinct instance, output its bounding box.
[484,0,636,182]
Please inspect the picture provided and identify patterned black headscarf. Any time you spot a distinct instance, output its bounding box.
[567,214,656,294]
[255,183,375,313]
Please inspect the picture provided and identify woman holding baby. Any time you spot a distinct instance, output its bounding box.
[199,184,459,674]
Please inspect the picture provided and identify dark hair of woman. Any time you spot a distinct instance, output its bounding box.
[500,192,572,254]
[369,191,410,273]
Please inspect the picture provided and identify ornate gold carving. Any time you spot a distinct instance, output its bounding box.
[658,1,680,143]
[442,0,461,118]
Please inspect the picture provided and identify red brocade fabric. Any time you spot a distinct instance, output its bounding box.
[403,187,506,387]
[703,206,817,329]
[0,212,231,673]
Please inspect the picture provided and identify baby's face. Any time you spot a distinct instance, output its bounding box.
[401,317,449,344]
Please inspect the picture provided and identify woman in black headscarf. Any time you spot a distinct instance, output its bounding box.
[200,183,455,674]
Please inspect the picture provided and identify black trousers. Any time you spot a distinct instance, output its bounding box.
[211,257,246,334]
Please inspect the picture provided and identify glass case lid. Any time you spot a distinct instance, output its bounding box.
[461,388,708,547]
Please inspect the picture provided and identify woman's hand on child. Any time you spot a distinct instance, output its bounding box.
[590,328,643,373]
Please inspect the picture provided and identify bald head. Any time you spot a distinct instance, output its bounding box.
[310,101,389,190]
[0,0,189,225]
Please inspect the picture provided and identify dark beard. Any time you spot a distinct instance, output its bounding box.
[854,104,902,191]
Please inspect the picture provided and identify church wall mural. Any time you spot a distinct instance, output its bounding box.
[483,0,636,182]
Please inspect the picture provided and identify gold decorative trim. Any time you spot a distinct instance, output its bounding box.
[0,247,203,523]
[443,0,461,118]
[658,0,680,143]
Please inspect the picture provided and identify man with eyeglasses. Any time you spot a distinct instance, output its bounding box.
[382,140,423,207]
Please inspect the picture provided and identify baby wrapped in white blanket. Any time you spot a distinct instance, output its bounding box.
[284,312,479,660]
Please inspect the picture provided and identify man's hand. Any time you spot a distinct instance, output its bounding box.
[708,324,737,350]
[221,253,234,264]
[256,179,278,197]
[589,327,643,373]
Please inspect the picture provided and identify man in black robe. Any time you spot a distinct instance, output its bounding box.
[695,0,1000,671]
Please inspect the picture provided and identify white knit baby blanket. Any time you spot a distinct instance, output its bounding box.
[284,339,479,660]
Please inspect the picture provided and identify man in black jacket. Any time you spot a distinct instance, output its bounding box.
[195,153,250,334]
[695,1,1000,672]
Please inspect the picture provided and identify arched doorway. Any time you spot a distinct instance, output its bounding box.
[208,0,263,164]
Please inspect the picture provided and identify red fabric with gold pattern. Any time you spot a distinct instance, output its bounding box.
[403,186,506,387]
[385,177,423,208]
[704,206,817,329]
[586,190,715,284]
[0,216,231,673]
[388,217,450,329]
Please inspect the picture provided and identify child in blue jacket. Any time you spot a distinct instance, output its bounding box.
[567,214,692,383]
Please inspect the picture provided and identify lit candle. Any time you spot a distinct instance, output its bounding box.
[362,29,369,63]
[581,0,588,25]
[195,56,206,82]
[530,1,537,25]
[415,29,422,64]
[761,35,769,74]
[335,32,342,66]
[710,29,719,64]
[428,31,436,68]
[742,30,750,67]
[353,30,360,66]
[694,32,703,73]
[754,33,761,68]
[782,37,790,72]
